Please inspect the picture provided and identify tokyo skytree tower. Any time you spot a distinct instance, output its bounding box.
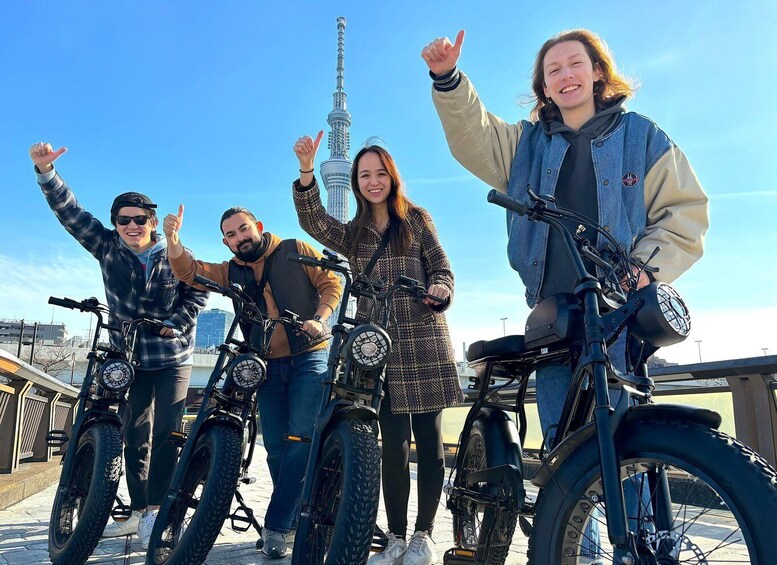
[320,16,352,223]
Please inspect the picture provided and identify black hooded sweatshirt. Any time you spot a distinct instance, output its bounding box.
[538,98,625,300]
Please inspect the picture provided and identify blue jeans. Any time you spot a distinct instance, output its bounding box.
[258,349,327,533]
[536,338,649,558]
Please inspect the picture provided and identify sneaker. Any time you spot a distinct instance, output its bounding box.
[261,527,289,558]
[368,531,407,564]
[101,510,142,538]
[403,530,436,565]
[138,509,158,550]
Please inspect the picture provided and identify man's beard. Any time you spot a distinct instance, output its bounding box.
[233,237,264,262]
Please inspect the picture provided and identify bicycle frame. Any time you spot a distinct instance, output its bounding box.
[447,189,704,562]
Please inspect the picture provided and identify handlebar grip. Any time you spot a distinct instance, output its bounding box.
[48,296,79,309]
[487,189,529,216]
[193,274,221,289]
[287,252,321,267]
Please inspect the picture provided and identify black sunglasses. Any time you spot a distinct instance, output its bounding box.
[116,215,149,226]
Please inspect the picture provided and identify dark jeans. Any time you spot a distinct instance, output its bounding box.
[258,349,327,533]
[124,364,191,510]
[378,386,444,538]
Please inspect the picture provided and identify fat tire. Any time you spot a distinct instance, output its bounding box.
[528,418,777,564]
[48,422,123,565]
[292,419,381,565]
[451,419,519,565]
[147,422,242,565]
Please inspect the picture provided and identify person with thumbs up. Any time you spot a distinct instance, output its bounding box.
[422,28,708,562]
[29,142,209,549]
[164,202,342,558]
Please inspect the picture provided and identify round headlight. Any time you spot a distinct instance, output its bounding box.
[98,359,134,391]
[631,283,691,347]
[346,324,391,370]
[228,354,266,391]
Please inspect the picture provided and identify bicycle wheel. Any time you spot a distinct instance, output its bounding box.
[292,419,380,565]
[529,418,777,564]
[451,419,519,565]
[48,422,123,565]
[147,422,242,565]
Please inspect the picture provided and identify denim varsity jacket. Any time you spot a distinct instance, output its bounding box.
[431,71,709,307]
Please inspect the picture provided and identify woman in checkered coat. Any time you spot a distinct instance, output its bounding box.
[293,133,463,564]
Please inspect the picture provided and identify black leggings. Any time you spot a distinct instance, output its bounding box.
[378,386,444,538]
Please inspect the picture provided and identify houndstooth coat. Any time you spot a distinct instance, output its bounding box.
[293,178,463,414]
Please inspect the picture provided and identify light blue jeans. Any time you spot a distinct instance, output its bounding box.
[258,349,327,533]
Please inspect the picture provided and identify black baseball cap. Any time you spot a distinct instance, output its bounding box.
[110,192,158,219]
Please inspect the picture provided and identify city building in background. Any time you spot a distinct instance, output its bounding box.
[195,308,235,349]
[0,319,66,345]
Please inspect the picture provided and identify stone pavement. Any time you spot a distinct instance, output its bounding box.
[0,440,530,565]
[0,439,748,564]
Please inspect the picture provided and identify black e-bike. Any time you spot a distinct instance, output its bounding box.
[442,189,777,565]
[146,274,320,565]
[46,296,164,565]
[288,250,442,565]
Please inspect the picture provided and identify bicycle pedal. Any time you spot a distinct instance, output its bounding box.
[443,547,478,563]
[230,506,254,532]
[241,475,257,485]
[167,430,188,447]
[519,515,533,537]
[111,504,133,522]
[46,429,69,447]
[283,433,311,443]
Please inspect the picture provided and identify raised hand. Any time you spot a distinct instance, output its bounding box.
[163,204,185,245]
[421,30,465,76]
[293,130,324,172]
[29,142,68,173]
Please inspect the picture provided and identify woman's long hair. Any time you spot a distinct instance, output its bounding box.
[529,29,636,122]
[350,145,419,256]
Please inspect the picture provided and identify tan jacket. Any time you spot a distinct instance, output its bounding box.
[170,232,342,359]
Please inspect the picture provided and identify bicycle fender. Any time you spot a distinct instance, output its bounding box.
[531,403,722,488]
[478,408,524,477]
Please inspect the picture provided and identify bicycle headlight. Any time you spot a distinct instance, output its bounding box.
[346,324,391,370]
[227,354,267,391]
[97,359,134,391]
[631,282,691,347]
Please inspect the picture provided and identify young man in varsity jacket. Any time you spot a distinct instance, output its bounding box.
[29,142,209,550]
[163,204,342,559]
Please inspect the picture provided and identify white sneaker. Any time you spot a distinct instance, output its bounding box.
[368,532,407,564]
[261,527,289,558]
[101,510,142,538]
[138,509,158,550]
[403,530,436,565]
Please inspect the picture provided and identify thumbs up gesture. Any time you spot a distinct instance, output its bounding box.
[163,204,185,244]
[29,142,68,173]
[293,130,324,172]
[421,30,466,76]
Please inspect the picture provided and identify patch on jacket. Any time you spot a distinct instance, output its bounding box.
[622,172,639,187]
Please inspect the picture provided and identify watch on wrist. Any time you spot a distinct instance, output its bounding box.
[313,314,322,322]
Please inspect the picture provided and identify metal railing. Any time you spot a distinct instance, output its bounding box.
[449,354,777,467]
[0,348,78,473]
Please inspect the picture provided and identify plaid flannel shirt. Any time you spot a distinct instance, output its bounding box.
[38,169,208,370]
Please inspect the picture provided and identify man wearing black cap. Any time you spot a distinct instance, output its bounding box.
[29,142,208,550]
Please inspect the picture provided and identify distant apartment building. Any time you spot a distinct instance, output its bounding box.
[0,319,67,344]
[195,309,235,348]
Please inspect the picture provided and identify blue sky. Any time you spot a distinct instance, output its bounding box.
[2,1,776,364]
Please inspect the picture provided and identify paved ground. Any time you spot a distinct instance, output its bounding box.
[0,440,529,565]
[0,439,750,565]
